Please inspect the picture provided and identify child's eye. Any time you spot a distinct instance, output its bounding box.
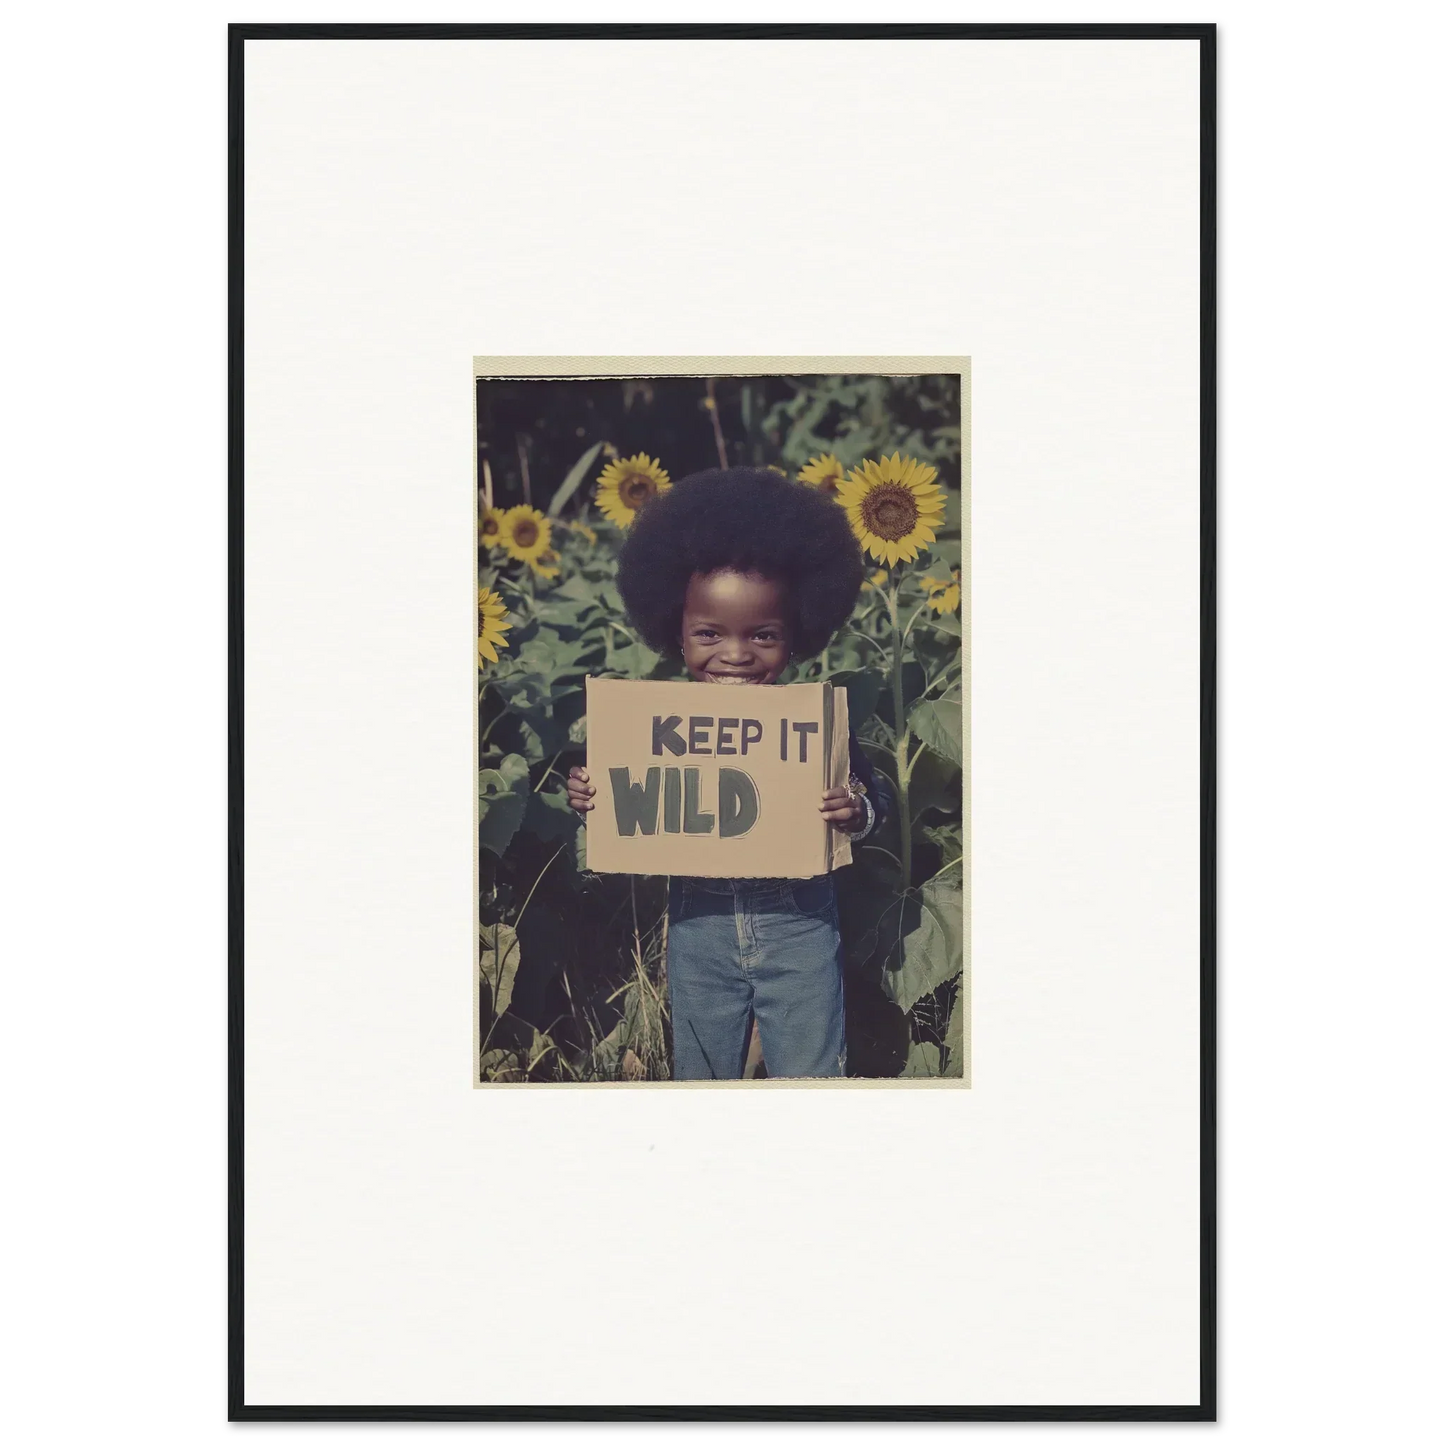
[693,628,718,639]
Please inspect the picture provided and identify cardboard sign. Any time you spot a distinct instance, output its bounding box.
[584,677,853,878]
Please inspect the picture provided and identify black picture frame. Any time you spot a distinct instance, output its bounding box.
[229,21,1216,1422]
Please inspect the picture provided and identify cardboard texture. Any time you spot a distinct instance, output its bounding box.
[585,677,852,878]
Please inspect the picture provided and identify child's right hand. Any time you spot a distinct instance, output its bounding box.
[566,766,595,814]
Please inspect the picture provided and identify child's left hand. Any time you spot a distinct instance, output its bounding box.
[820,785,864,833]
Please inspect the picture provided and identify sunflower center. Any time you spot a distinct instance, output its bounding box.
[481,515,498,537]
[861,484,918,540]
[620,474,655,506]
[512,519,538,548]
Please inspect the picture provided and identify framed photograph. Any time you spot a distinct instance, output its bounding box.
[233,23,1214,1420]
[472,359,969,1089]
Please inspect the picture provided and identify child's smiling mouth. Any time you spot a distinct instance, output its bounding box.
[705,671,766,684]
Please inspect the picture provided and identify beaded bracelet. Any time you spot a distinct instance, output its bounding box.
[843,773,876,841]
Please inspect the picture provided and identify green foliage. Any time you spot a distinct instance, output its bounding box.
[909,694,965,768]
[477,754,530,858]
[547,442,605,517]
[922,822,963,871]
[881,870,965,1015]
[477,373,966,1081]
[754,375,963,481]
[902,1041,942,1078]
[479,923,521,1021]
[942,987,966,1078]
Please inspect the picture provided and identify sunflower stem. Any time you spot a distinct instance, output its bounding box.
[480,703,507,746]
[887,582,913,890]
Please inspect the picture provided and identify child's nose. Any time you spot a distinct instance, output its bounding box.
[719,637,753,664]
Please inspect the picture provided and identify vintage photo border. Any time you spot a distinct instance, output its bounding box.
[472,356,971,1092]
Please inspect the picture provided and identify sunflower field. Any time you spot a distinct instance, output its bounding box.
[477,374,967,1081]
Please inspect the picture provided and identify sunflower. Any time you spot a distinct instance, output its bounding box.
[797,453,846,496]
[498,505,552,564]
[837,452,946,565]
[478,505,506,550]
[595,452,670,528]
[527,547,561,580]
[477,587,512,665]
[923,569,961,614]
[862,568,889,591]
[567,520,597,547]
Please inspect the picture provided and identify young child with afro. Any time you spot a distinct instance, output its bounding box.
[566,467,892,1079]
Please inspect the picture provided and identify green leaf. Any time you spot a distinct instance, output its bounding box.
[526,787,580,843]
[557,572,601,603]
[478,1047,524,1082]
[942,992,966,1077]
[882,872,964,1013]
[568,715,587,743]
[587,1015,624,1075]
[909,740,962,821]
[515,629,559,672]
[922,822,963,870]
[495,753,529,790]
[479,923,521,1019]
[515,626,599,678]
[829,633,876,671]
[908,696,963,768]
[525,1026,559,1076]
[547,442,605,517]
[609,639,661,678]
[918,609,962,639]
[477,792,526,857]
[547,636,601,676]
[530,597,595,629]
[478,753,531,856]
[512,716,548,762]
[902,1041,942,1077]
[930,537,962,570]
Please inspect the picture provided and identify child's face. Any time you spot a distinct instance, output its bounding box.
[680,569,793,685]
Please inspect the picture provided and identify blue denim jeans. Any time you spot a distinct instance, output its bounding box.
[666,875,846,1080]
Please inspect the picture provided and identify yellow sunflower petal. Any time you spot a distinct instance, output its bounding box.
[595,452,671,529]
[477,586,512,668]
[840,453,947,565]
[497,505,552,563]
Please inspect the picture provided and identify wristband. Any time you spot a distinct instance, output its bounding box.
[843,777,875,841]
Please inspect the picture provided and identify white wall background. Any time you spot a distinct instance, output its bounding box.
[242,33,1197,1408]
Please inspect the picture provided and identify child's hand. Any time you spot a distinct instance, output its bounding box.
[566,766,596,814]
[820,785,864,832]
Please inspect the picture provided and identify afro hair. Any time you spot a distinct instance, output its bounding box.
[616,467,865,660]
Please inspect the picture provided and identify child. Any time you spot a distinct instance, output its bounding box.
[566,468,891,1080]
